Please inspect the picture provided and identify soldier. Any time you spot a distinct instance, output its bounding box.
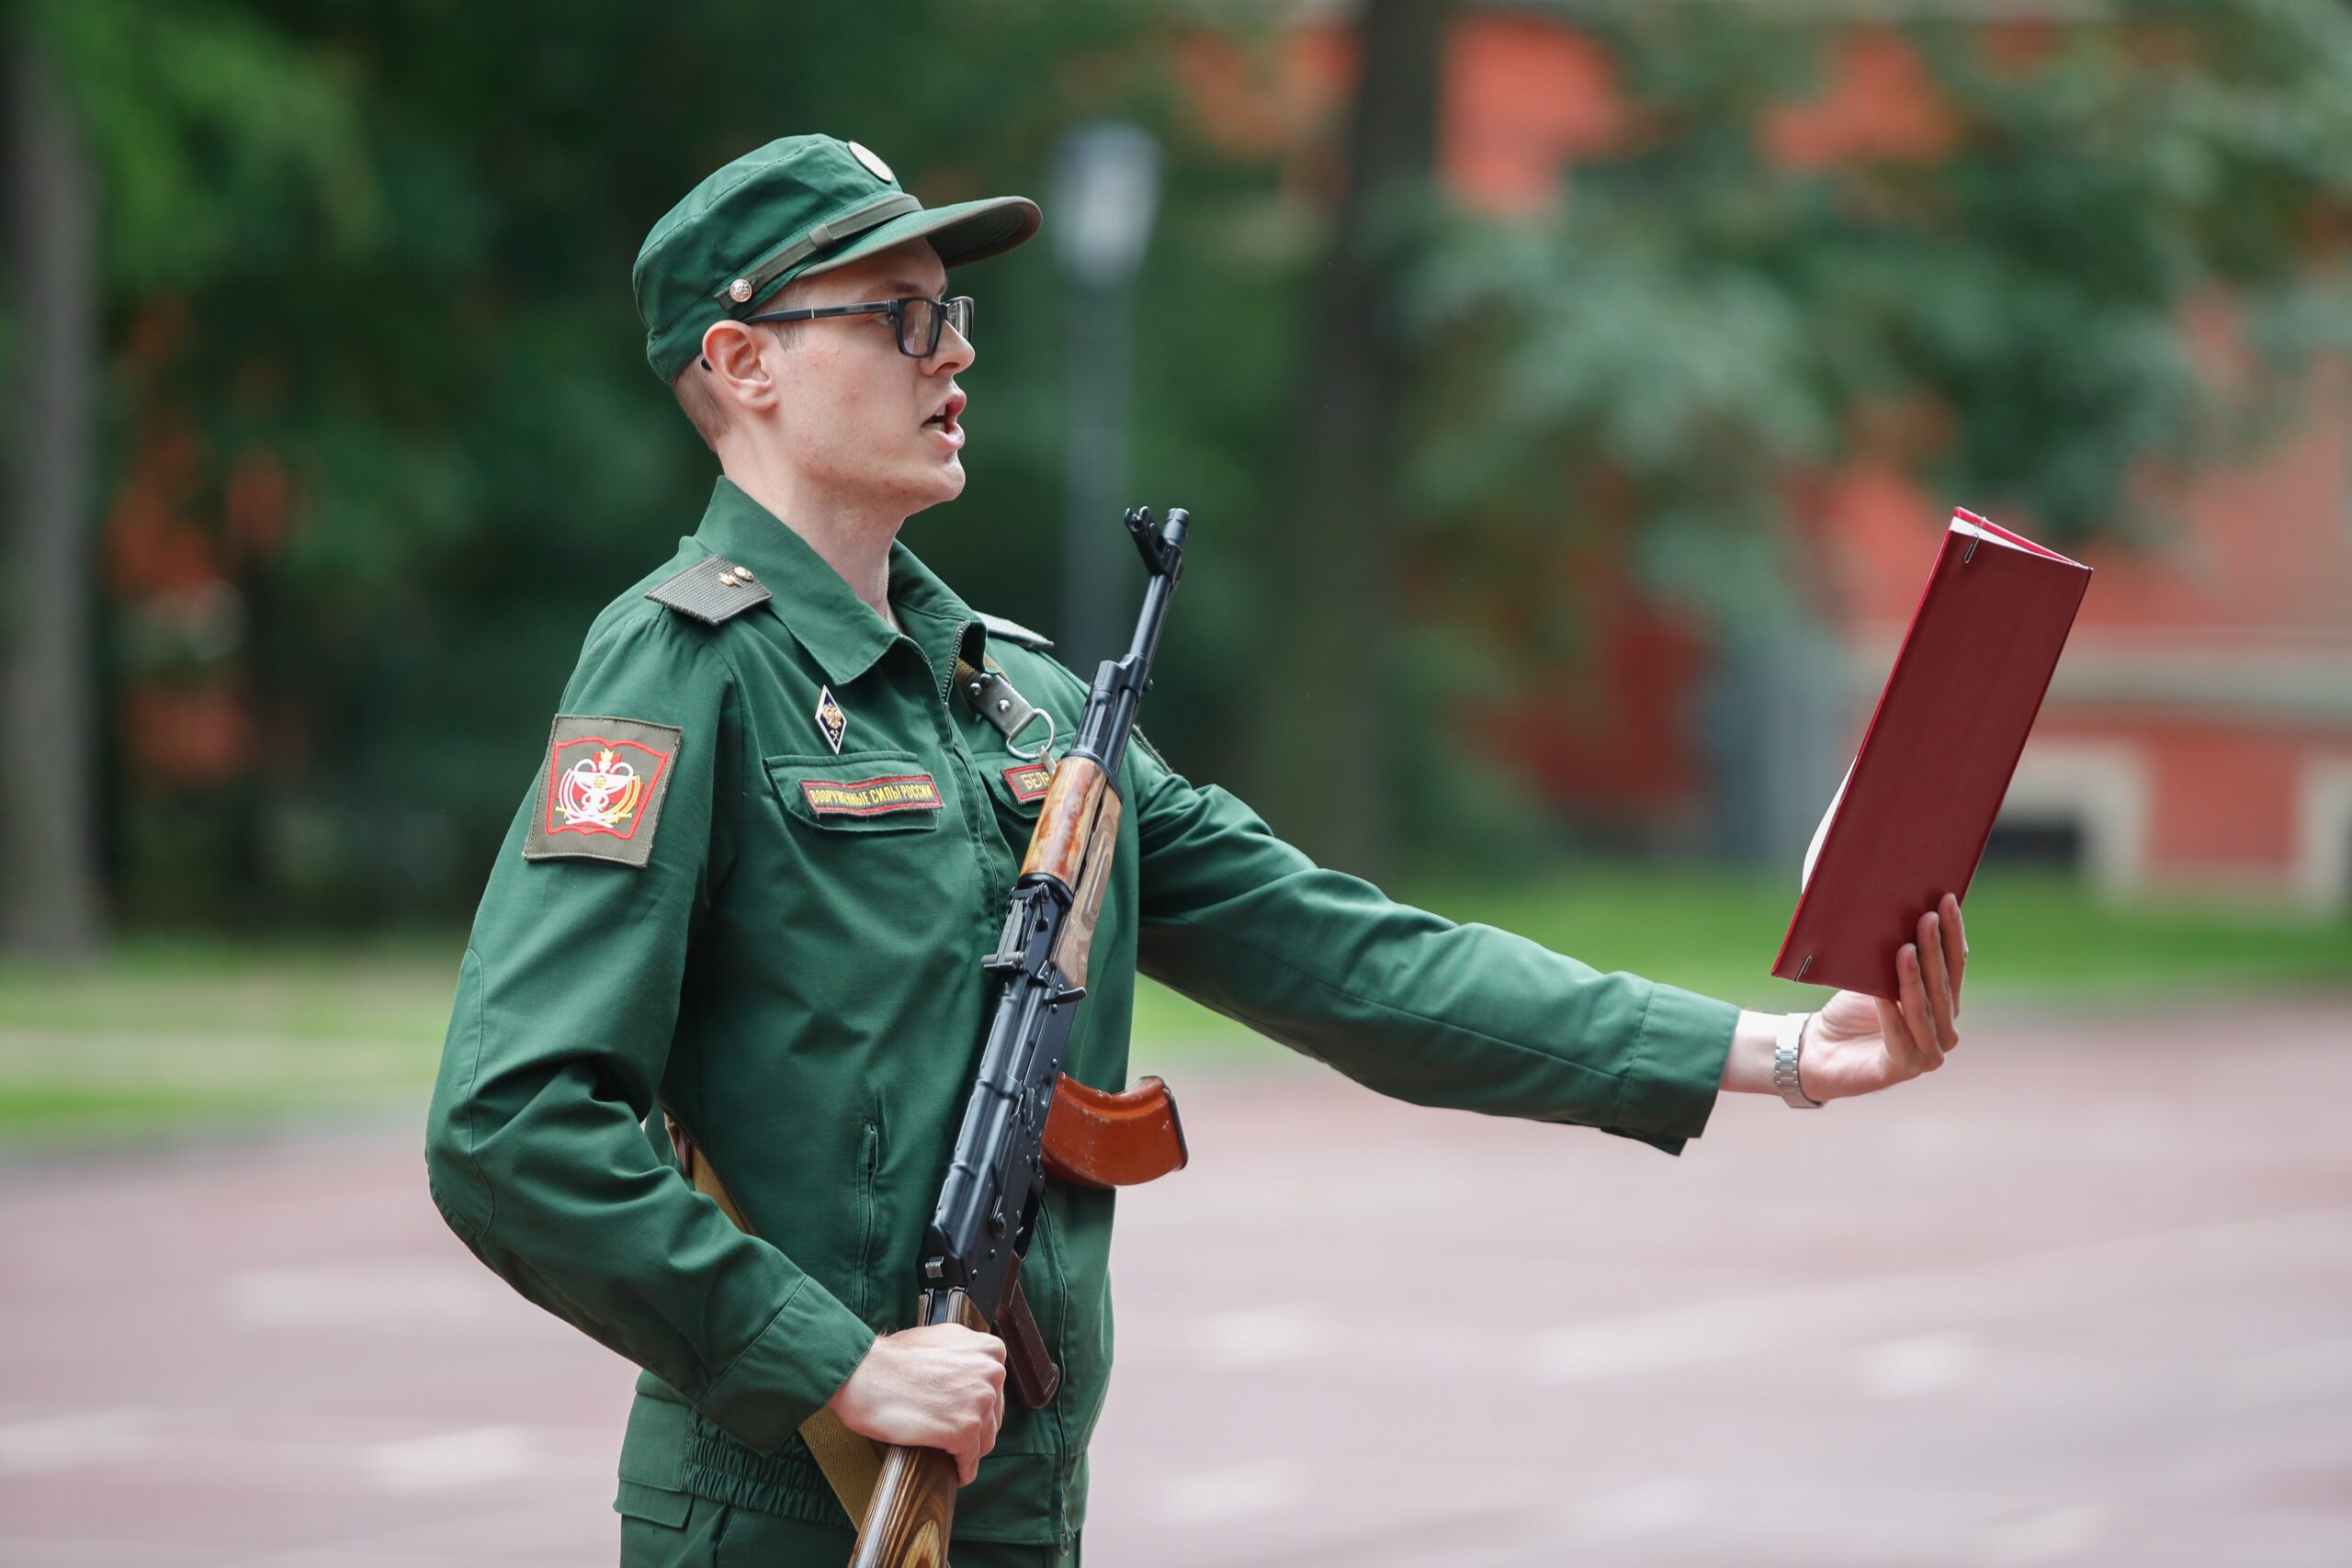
[424,134,1969,1568]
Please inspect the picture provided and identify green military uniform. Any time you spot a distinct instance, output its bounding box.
[423,136,1740,1567]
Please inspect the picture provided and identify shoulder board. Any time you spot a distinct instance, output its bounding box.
[646,556,772,626]
[977,611,1054,650]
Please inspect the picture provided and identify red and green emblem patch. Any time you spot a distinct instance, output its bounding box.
[524,715,683,867]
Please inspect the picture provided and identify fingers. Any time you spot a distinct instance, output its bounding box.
[1939,892,1968,1014]
[1873,993,1918,1078]
[838,1321,1007,1487]
[971,1335,1006,1485]
[1917,908,1960,1057]
[1896,942,1943,1072]
[953,1345,1005,1487]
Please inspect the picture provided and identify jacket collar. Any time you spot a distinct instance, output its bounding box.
[690,475,978,691]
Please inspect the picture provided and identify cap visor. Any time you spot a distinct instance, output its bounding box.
[795,194,1042,282]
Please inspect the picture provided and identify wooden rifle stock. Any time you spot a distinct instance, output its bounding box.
[846,1289,989,1568]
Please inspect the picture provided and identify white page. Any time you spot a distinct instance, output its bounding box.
[1948,515,2041,554]
[1949,510,2084,564]
[1802,761,1852,891]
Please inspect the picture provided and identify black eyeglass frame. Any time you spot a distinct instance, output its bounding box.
[740,294,975,359]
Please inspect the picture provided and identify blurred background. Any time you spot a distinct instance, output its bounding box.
[3,1,2350,1564]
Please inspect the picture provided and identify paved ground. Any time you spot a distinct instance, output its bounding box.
[2,996,2348,1567]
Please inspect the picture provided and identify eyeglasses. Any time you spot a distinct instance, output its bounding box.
[742,294,975,358]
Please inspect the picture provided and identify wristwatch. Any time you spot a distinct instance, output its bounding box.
[1774,1011,1826,1109]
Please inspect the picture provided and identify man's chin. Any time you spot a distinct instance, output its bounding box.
[891,460,966,514]
[923,456,967,501]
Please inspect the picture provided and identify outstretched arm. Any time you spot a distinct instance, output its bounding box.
[1128,741,1739,1155]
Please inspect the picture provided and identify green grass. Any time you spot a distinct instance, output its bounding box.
[1411,867,2352,1007]
[0,934,462,1141]
[4,871,2346,1139]
[1128,867,2352,1066]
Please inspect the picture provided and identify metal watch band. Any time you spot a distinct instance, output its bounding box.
[1774,1011,1825,1109]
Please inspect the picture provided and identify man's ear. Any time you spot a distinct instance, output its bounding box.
[700,320,780,416]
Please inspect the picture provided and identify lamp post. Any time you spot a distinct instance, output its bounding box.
[1051,122,1161,669]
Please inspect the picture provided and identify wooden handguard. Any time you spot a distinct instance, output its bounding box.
[1018,754,1118,991]
[1017,755,1104,886]
[1041,1074,1189,1190]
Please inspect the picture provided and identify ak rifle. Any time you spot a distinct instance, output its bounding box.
[848,505,1193,1568]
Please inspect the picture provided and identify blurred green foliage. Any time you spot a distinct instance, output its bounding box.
[9,0,2352,927]
[1408,0,2352,652]
[16,0,1309,926]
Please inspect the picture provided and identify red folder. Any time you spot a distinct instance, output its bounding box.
[1771,509,2092,998]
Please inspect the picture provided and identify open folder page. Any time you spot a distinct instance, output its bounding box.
[1772,508,2092,998]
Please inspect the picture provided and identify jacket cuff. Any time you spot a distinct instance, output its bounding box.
[695,1278,878,1454]
[1598,983,1739,1156]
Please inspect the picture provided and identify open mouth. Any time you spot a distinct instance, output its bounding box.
[922,390,967,446]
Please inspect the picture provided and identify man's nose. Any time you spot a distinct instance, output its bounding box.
[929,319,973,374]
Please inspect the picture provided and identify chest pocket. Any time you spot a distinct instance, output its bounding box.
[760,748,971,1032]
[767,750,949,835]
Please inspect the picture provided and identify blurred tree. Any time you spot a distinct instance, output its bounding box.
[3,23,103,954]
[1246,0,1453,875]
[9,0,1257,934]
[3,0,377,953]
[28,0,2349,932]
[1406,0,2352,666]
[1394,0,2352,863]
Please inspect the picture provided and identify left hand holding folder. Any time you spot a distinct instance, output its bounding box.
[1799,893,1969,1101]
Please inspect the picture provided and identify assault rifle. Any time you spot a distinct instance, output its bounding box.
[848,504,1193,1568]
[665,508,1193,1563]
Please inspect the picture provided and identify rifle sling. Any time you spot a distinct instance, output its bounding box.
[954,656,1048,750]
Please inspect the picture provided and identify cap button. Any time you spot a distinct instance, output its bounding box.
[729,278,753,303]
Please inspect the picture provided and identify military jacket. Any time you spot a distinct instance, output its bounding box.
[424,476,1739,1549]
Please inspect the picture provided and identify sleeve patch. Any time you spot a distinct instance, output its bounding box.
[523,715,684,867]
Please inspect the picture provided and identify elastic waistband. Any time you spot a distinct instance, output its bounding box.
[623,1387,850,1529]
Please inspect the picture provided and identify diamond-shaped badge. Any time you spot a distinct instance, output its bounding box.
[814,686,847,753]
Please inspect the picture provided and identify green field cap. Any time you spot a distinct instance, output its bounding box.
[634,135,1041,383]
